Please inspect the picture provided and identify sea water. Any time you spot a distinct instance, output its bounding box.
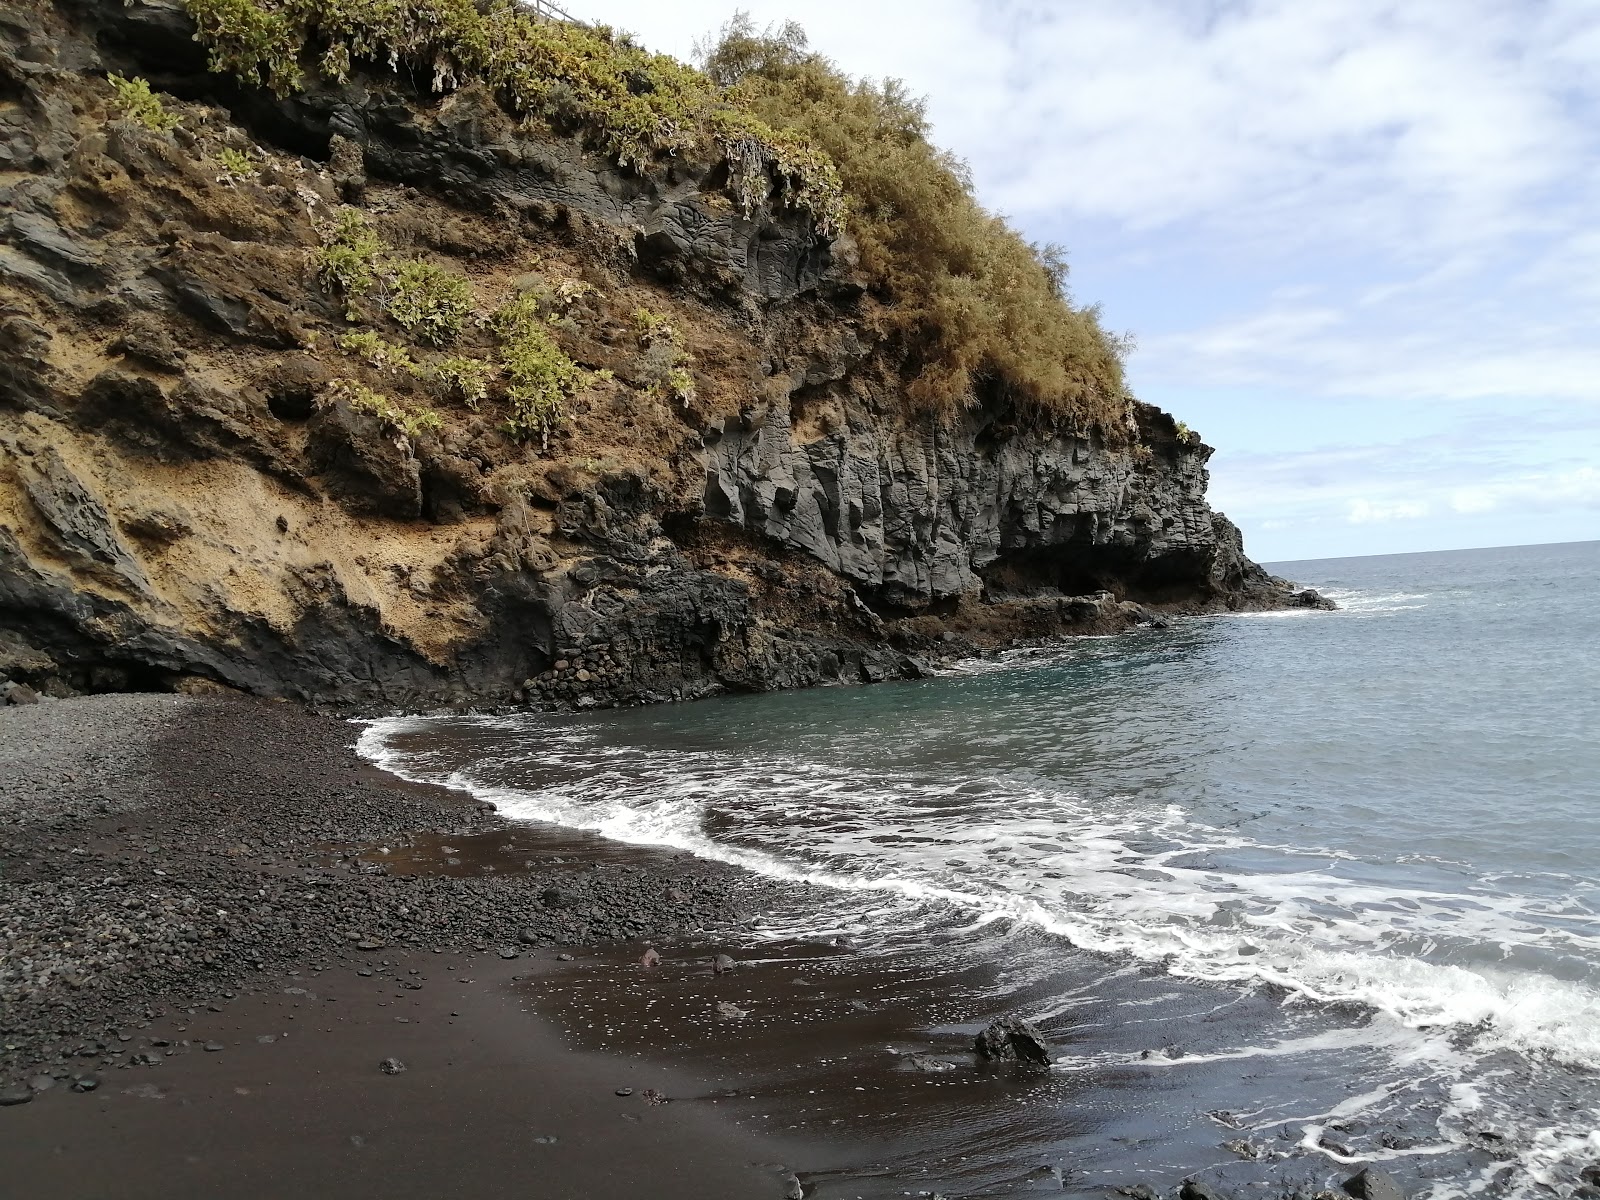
[360,540,1600,1195]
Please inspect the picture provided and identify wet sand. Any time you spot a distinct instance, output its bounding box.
[3,949,815,1199]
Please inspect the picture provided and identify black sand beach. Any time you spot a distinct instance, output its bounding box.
[0,695,826,1198]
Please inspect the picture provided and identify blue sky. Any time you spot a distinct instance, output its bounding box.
[578,0,1600,561]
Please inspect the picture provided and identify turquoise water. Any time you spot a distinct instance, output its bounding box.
[364,539,1600,1195]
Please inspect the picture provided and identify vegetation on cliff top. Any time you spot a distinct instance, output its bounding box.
[175,0,1129,430]
[700,18,1130,425]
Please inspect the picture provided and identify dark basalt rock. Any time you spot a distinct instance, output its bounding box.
[1344,1168,1406,1200]
[1290,587,1338,610]
[973,1016,1052,1065]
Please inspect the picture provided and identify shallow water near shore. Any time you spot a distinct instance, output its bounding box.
[361,540,1600,1197]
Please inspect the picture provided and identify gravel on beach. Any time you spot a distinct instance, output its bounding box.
[0,694,786,1091]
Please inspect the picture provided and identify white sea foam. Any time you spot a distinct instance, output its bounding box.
[356,715,1600,1070]
[356,706,1600,1195]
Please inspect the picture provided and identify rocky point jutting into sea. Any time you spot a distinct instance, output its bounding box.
[0,0,1323,713]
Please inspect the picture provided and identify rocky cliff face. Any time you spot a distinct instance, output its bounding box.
[0,0,1314,711]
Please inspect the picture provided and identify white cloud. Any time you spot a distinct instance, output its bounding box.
[1348,498,1430,524]
[1449,467,1600,517]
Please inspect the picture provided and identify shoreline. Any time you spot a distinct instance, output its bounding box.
[0,694,832,1198]
[1,691,1446,1199]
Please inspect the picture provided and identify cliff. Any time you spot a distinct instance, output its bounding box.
[0,0,1318,710]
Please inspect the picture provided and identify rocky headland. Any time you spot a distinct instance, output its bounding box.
[0,0,1326,713]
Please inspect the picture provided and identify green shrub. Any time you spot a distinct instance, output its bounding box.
[492,296,590,444]
[385,260,474,345]
[108,74,182,132]
[324,377,443,440]
[426,355,494,408]
[315,208,384,308]
[214,146,258,181]
[176,0,844,229]
[337,330,415,371]
[631,307,695,406]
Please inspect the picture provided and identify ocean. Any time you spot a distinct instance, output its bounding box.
[360,539,1600,1197]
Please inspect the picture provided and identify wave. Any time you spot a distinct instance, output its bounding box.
[355,715,1600,1071]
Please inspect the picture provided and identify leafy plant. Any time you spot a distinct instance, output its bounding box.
[175,0,844,229]
[492,295,590,444]
[108,74,182,132]
[324,377,443,440]
[180,0,1132,431]
[337,330,415,372]
[426,355,494,408]
[214,146,258,182]
[385,260,474,345]
[315,208,384,310]
[632,306,695,405]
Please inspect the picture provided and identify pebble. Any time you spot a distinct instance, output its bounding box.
[379,1058,406,1075]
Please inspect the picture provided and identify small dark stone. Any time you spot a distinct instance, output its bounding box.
[498,948,519,960]
[202,1041,224,1052]
[0,1085,33,1106]
[1180,1183,1231,1200]
[379,1057,406,1075]
[71,1075,100,1093]
[1344,1168,1405,1200]
[614,1087,633,1096]
[712,953,736,975]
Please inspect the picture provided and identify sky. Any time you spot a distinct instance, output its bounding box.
[569,0,1600,562]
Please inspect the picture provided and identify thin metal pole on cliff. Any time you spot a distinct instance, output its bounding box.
[519,0,584,24]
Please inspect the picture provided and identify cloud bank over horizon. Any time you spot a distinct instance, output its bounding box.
[576,0,1600,559]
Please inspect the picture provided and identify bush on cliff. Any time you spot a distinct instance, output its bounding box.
[179,0,843,229]
[698,17,1130,427]
[175,0,1129,431]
